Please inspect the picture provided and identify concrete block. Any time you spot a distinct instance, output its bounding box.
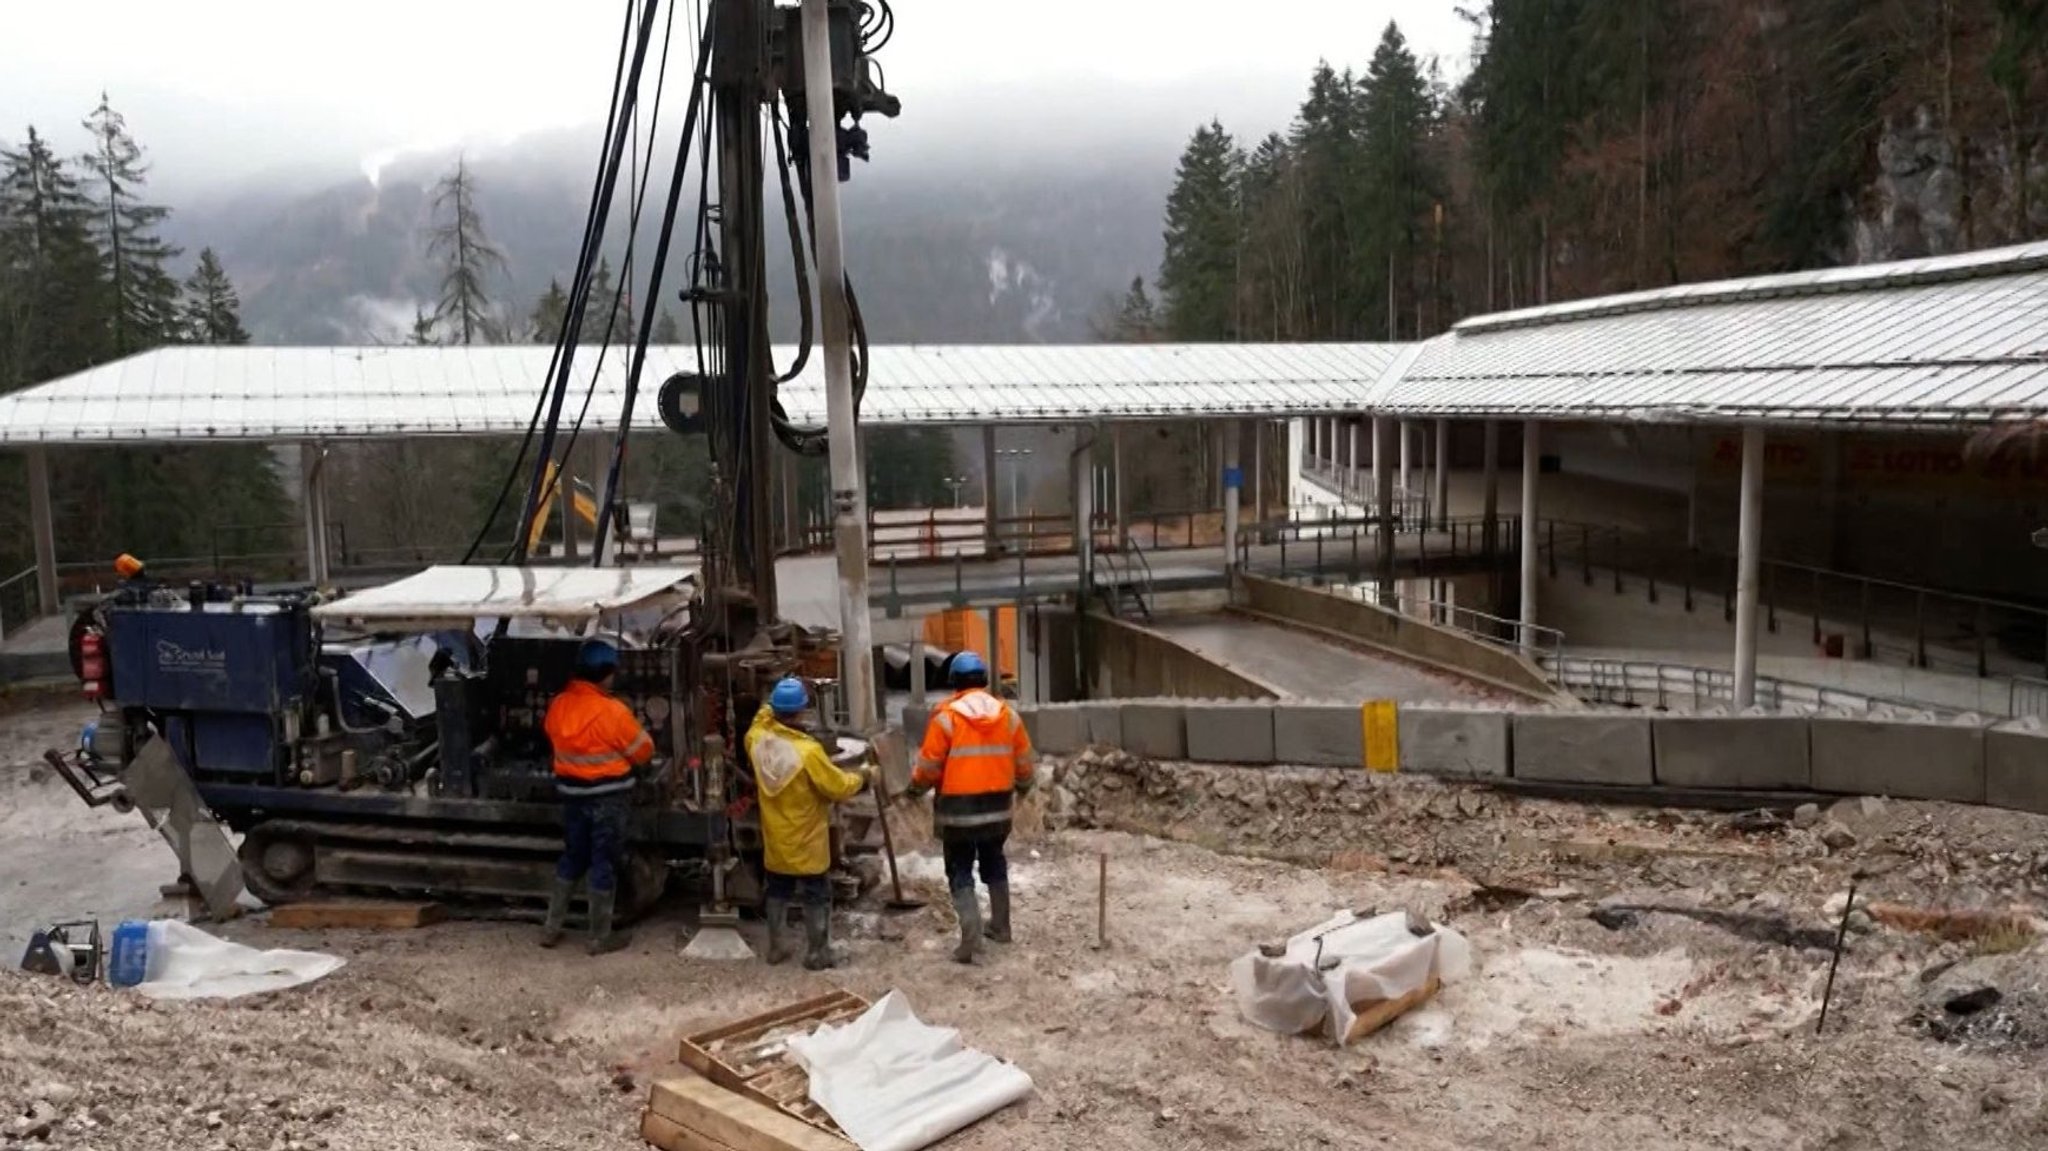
[1988,727,2048,815]
[1185,701,1277,765]
[1810,718,1986,804]
[1512,713,1655,786]
[1653,716,1810,790]
[1033,706,1089,756]
[1121,703,1187,760]
[1398,707,1509,779]
[1273,703,1364,768]
[1078,703,1124,751]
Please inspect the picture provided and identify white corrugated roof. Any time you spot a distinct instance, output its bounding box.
[0,343,1403,445]
[1377,241,2048,424]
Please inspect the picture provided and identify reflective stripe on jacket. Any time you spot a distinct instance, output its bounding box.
[545,679,655,798]
[913,689,1034,830]
[745,707,866,876]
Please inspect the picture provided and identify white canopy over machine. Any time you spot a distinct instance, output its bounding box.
[310,565,699,632]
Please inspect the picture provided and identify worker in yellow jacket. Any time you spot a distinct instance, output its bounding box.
[746,677,873,969]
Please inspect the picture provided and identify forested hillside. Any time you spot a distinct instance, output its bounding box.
[1128,1,2048,346]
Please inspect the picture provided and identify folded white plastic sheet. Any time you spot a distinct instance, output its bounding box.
[786,991,1033,1151]
[1231,910,1471,1042]
[135,920,346,1001]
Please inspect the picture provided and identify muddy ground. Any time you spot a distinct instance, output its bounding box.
[3,699,2047,1150]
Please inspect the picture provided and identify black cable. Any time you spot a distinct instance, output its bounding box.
[461,0,639,563]
[591,6,715,560]
[770,101,814,386]
[511,0,665,564]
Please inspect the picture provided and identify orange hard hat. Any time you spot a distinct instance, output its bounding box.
[114,554,145,579]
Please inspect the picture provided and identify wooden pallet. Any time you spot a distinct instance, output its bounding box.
[642,1077,853,1151]
[266,901,447,930]
[677,989,871,1139]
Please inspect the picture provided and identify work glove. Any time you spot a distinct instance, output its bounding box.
[904,780,932,800]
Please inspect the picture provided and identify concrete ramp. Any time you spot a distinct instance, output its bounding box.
[1144,613,1489,702]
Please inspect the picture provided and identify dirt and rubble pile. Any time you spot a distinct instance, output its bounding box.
[0,970,634,1150]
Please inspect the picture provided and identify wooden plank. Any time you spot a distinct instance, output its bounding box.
[1342,976,1441,1046]
[685,991,863,1049]
[647,1079,854,1151]
[266,901,446,930]
[642,1110,744,1151]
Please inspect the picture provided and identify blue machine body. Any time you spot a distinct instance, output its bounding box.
[105,599,316,776]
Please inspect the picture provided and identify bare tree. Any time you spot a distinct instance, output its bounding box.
[426,157,507,345]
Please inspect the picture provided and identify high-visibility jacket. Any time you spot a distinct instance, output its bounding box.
[544,679,655,798]
[914,689,1034,832]
[746,707,865,876]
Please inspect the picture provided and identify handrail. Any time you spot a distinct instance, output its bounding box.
[1325,579,1567,661]
[0,565,40,642]
[1539,653,2023,718]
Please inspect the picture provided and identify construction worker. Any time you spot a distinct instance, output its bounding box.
[540,640,655,955]
[911,651,1034,964]
[746,677,873,970]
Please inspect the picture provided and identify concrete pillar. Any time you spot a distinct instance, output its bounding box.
[1348,420,1364,504]
[1481,420,1501,559]
[982,425,999,556]
[1374,418,1396,599]
[1433,418,1449,530]
[25,448,58,616]
[1399,420,1413,502]
[1222,421,1243,572]
[1519,421,1540,653]
[1371,417,1386,509]
[299,440,332,587]
[1733,425,1766,708]
[1112,425,1127,547]
[1252,421,1267,525]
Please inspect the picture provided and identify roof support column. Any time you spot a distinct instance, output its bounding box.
[1112,424,1127,548]
[26,448,58,617]
[982,425,999,557]
[1399,420,1413,511]
[1433,418,1450,531]
[1252,420,1267,527]
[1349,420,1364,507]
[1374,418,1395,600]
[1481,419,1501,562]
[299,440,332,588]
[1519,421,1540,653]
[1222,420,1242,575]
[1371,416,1386,512]
[1733,424,1766,708]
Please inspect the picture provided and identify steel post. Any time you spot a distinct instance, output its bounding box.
[1733,425,1766,708]
[26,447,58,615]
[1520,421,1540,653]
[802,0,875,730]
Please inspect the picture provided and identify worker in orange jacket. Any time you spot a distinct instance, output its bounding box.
[911,652,1034,964]
[541,640,656,955]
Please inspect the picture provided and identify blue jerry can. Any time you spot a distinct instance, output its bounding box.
[107,920,151,988]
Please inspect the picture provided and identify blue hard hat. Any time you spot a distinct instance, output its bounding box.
[952,651,988,678]
[769,677,809,715]
[577,640,621,673]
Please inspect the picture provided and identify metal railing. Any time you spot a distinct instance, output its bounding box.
[1538,653,2036,718]
[0,566,39,641]
[1320,578,1565,662]
[1530,519,2048,681]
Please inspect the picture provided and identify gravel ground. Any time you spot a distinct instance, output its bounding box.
[4,702,2048,1150]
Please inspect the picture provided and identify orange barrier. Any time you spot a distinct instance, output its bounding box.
[922,607,1018,681]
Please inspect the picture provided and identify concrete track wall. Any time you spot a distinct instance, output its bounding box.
[1005,699,2009,814]
[1088,615,1282,701]
[1234,574,1561,701]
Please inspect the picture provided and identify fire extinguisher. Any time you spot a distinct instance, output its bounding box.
[78,629,106,701]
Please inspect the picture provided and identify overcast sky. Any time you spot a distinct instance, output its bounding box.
[2,1,1475,196]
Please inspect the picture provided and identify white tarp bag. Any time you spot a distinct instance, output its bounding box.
[1231,910,1470,1043]
[786,990,1033,1151]
[136,920,345,1001]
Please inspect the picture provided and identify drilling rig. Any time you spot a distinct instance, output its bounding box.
[43,0,901,920]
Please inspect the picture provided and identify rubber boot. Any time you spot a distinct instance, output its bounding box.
[951,890,983,965]
[538,878,574,949]
[984,884,1012,944]
[764,898,792,966]
[802,904,836,971]
[586,887,631,956]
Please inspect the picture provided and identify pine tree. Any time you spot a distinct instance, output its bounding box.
[80,94,181,354]
[652,308,683,343]
[180,248,250,344]
[1157,121,1242,341]
[1355,22,1440,338]
[407,307,439,346]
[425,157,507,344]
[1291,63,1364,335]
[0,127,105,388]
[530,279,570,343]
[579,258,635,346]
